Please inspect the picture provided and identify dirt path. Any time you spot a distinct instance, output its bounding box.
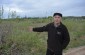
[63,46,85,55]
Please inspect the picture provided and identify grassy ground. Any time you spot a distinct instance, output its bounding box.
[0,18,85,55]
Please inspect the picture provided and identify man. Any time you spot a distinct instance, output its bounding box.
[29,13,70,55]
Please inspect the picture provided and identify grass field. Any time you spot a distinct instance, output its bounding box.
[0,18,85,55]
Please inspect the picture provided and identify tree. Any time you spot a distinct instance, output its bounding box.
[8,8,11,19]
[82,16,85,19]
[0,5,4,19]
[2,6,4,19]
[11,11,16,19]
[0,7,1,19]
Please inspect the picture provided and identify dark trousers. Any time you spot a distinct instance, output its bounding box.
[46,49,62,55]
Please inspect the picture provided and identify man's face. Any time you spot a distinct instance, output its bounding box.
[53,15,62,24]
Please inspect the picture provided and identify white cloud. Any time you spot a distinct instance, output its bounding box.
[0,0,85,18]
[3,4,23,13]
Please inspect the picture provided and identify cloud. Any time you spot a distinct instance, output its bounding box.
[0,0,85,18]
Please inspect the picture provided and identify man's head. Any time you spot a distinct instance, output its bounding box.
[53,13,62,24]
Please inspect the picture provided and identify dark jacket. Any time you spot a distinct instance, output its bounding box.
[33,22,70,53]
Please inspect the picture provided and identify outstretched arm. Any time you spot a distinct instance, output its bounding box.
[29,24,49,32]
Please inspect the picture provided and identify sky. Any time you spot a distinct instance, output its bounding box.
[0,0,85,18]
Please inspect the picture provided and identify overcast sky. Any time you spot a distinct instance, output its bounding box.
[0,0,85,18]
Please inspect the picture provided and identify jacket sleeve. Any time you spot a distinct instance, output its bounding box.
[33,24,49,32]
[62,26,70,49]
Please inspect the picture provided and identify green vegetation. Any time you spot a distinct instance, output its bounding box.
[0,17,85,55]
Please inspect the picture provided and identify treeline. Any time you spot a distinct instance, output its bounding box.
[0,5,85,19]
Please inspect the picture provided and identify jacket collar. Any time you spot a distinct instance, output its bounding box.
[52,22,63,29]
